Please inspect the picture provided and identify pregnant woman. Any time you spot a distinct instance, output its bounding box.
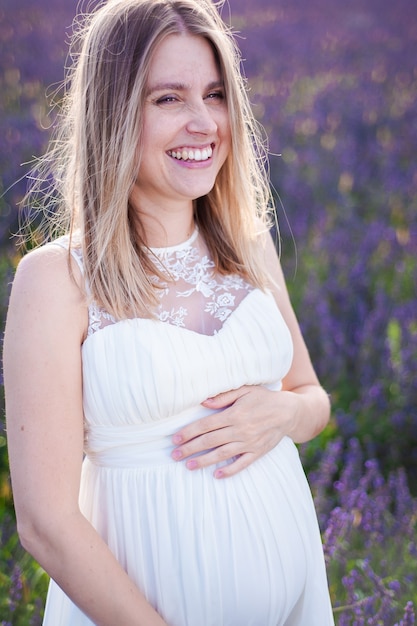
[4,1,334,624]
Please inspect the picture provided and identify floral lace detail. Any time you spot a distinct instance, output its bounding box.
[64,243,117,338]
[88,302,117,337]
[62,228,253,337]
[149,228,253,334]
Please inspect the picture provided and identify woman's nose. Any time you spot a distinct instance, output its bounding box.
[185,101,218,135]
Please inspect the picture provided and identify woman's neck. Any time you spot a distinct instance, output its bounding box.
[129,195,196,248]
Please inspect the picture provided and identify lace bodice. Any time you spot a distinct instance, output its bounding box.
[147,228,253,335]
[65,228,253,337]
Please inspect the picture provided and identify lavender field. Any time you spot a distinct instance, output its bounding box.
[1,0,417,623]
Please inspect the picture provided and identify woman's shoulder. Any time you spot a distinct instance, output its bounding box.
[5,239,88,369]
[12,238,87,327]
[17,229,84,276]
[16,238,76,280]
[16,240,67,276]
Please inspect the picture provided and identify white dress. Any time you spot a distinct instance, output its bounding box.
[43,229,334,626]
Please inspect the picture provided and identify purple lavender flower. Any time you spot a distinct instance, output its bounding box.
[9,564,23,613]
[401,602,415,626]
[322,506,354,562]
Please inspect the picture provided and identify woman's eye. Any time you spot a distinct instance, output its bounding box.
[206,91,224,101]
[153,91,225,106]
[155,95,178,105]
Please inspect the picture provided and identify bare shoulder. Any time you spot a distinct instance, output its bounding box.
[8,242,87,343]
[257,228,288,293]
[14,242,78,288]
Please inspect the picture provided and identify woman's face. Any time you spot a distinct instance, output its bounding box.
[133,33,231,216]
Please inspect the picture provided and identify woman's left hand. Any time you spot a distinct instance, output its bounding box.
[171,385,296,478]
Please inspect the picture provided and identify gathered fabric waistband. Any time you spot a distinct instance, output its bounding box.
[84,382,282,468]
[84,405,219,468]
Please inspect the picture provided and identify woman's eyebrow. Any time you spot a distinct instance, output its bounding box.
[147,82,188,95]
[147,80,224,96]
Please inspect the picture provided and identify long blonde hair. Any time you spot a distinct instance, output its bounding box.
[24,0,274,318]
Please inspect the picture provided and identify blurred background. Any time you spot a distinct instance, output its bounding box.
[1,0,416,623]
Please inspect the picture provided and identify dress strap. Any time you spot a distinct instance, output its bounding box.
[48,235,116,338]
[49,236,89,290]
[69,246,84,277]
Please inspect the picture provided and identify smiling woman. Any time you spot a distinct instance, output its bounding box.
[3,1,334,625]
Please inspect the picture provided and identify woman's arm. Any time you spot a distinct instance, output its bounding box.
[171,231,330,478]
[4,246,167,626]
[261,228,331,443]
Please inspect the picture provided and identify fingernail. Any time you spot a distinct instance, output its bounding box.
[172,434,183,444]
[186,459,198,470]
[172,449,182,460]
[214,469,224,479]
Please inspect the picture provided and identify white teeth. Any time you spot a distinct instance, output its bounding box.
[168,146,213,162]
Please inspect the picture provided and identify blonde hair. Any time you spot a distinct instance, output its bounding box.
[24,0,274,319]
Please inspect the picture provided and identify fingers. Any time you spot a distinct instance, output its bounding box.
[172,412,230,447]
[172,402,256,460]
[171,419,281,475]
[201,386,251,409]
[174,443,259,480]
[182,449,259,480]
[171,385,283,478]
[173,386,258,447]
[181,442,243,473]
[214,452,256,479]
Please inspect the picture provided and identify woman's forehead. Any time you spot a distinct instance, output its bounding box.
[147,34,220,84]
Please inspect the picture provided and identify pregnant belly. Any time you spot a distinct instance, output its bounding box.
[80,435,312,626]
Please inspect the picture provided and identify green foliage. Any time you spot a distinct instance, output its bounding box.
[0,515,49,625]
[0,253,16,521]
[328,521,417,614]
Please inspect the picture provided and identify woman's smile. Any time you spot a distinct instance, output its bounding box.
[167,144,214,163]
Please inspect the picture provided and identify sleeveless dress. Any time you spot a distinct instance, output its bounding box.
[43,228,334,626]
